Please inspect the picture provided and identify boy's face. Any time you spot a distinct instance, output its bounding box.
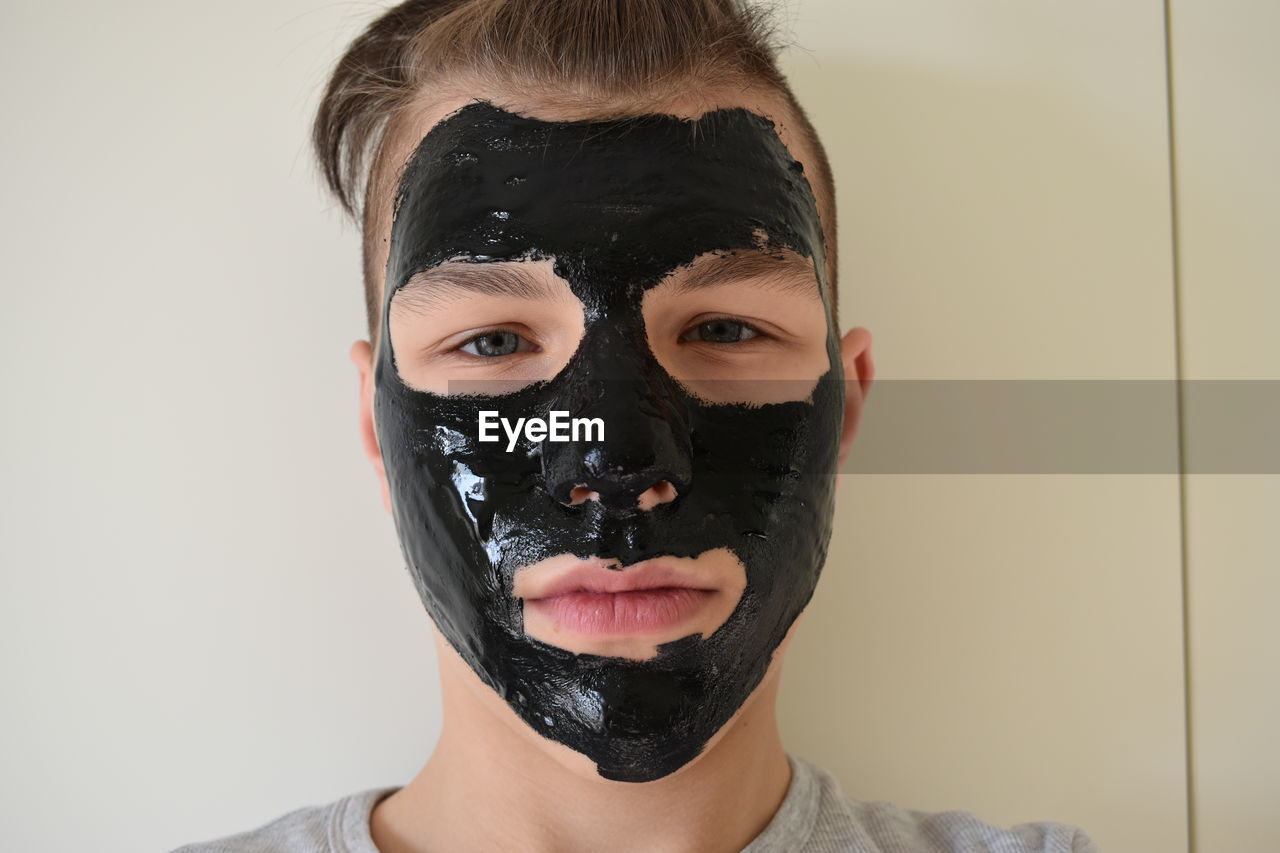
[355,91,868,782]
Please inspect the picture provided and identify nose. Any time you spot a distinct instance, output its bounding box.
[540,324,692,514]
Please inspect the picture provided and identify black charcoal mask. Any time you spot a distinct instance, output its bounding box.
[375,101,844,782]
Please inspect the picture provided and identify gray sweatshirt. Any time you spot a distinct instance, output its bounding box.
[174,755,1099,852]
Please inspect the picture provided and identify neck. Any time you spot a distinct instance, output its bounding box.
[371,633,792,853]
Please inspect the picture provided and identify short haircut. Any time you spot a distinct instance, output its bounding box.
[312,0,839,338]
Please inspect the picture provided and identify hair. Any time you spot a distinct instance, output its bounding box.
[312,0,838,338]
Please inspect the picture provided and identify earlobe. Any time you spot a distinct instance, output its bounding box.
[349,339,393,513]
[836,326,874,468]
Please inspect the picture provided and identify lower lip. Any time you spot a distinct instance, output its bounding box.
[527,588,714,635]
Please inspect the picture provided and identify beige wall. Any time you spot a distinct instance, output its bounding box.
[1169,1,1280,851]
[778,2,1279,852]
[0,2,1273,852]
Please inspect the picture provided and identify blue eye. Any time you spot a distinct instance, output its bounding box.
[461,330,525,357]
[681,319,760,344]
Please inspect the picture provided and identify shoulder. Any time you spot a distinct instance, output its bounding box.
[171,787,398,853]
[793,758,1100,853]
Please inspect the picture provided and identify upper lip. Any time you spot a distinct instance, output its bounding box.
[518,559,716,601]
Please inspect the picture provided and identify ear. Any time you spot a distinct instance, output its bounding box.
[837,326,874,469]
[350,339,392,513]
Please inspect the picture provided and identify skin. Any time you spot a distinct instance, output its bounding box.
[349,83,875,853]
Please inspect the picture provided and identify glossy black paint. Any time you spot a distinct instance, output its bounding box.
[375,101,843,781]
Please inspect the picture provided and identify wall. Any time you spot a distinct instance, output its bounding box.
[0,2,1273,851]
[777,2,1278,852]
[1168,1,1280,851]
[776,3,1184,851]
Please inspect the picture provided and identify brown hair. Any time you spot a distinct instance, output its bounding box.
[312,0,838,337]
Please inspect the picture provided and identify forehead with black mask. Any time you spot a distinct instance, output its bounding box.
[375,100,844,782]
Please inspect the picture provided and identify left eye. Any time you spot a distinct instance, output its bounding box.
[680,319,760,344]
[459,330,530,357]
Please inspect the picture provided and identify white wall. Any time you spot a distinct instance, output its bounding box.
[0,4,436,850]
[1,2,1274,852]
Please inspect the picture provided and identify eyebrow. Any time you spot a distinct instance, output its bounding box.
[390,262,562,315]
[661,250,820,296]
[390,250,821,315]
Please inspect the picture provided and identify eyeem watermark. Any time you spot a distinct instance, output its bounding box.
[479,411,605,452]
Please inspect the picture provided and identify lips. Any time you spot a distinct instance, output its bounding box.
[531,588,715,635]
[518,558,722,637]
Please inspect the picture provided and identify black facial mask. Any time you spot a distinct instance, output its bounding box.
[375,101,844,782]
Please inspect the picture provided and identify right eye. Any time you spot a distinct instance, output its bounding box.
[458,330,534,357]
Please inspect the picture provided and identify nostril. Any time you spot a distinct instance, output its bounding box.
[636,480,678,511]
[558,480,678,510]
[565,485,600,506]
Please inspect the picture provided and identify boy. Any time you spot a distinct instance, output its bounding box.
[179,2,1096,850]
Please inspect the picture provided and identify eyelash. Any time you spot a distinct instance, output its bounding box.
[678,316,767,344]
[456,328,538,358]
